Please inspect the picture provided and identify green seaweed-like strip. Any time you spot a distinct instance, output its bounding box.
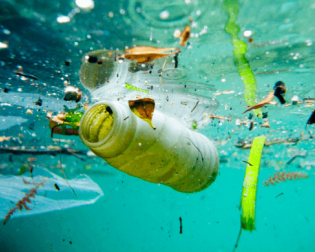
[240,136,266,231]
[125,83,148,95]
[223,0,262,116]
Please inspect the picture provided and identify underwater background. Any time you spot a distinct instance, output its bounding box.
[1,0,315,251]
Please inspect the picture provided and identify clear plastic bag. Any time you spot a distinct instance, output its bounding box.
[0,168,103,224]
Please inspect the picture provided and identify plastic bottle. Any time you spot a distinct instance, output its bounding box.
[79,101,219,193]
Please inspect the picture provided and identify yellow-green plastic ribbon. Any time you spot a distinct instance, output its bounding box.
[240,136,266,231]
[125,83,148,95]
[233,136,266,251]
[223,0,262,117]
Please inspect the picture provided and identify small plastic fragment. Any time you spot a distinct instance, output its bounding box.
[26,109,33,115]
[291,95,300,105]
[63,86,82,103]
[125,83,148,94]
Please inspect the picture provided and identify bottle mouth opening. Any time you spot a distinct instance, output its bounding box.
[79,102,116,147]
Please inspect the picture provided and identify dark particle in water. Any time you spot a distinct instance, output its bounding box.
[179,217,182,234]
[35,98,42,106]
[174,54,178,68]
[191,100,199,113]
[306,110,315,129]
[248,113,254,120]
[88,56,98,63]
[28,122,35,130]
[97,60,103,64]
[275,192,283,198]
[15,72,38,80]
[262,112,268,118]
[219,157,229,163]
[274,81,285,89]
[273,81,286,104]
[242,160,253,166]
[65,60,71,66]
[248,38,253,43]
[54,183,60,191]
[3,88,10,93]
[235,139,245,148]
[69,241,72,245]
[249,121,254,131]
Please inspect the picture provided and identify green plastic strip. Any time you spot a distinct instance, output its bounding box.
[125,83,148,95]
[223,0,261,116]
[240,136,266,231]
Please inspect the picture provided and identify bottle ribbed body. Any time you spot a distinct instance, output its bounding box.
[79,101,219,193]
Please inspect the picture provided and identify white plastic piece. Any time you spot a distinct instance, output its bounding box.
[291,95,300,105]
[79,101,219,193]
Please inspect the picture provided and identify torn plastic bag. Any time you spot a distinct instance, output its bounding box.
[0,168,103,223]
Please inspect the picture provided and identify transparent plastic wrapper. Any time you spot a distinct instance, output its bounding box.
[79,49,219,130]
[0,168,103,223]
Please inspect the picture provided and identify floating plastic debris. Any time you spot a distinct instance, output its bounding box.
[75,0,94,9]
[79,101,219,193]
[64,86,82,103]
[159,10,170,20]
[243,30,252,37]
[79,49,219,129]
[0,41,8,49]
[0,168,103,224]
[57,15,70,23]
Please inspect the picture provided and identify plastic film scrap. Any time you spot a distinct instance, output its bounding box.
[0,168,103,222]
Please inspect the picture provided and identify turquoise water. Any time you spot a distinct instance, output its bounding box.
[1,0,315,251]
